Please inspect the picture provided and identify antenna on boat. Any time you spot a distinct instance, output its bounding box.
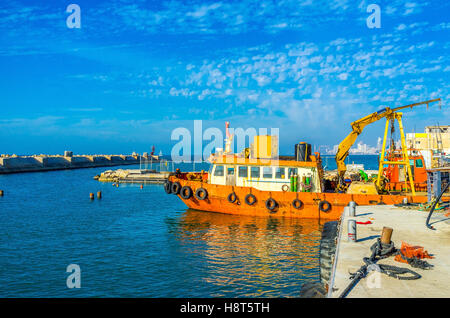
[224,121,234,154]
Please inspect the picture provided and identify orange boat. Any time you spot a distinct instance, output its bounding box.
[165,143,438,221]
[166,98,447,221]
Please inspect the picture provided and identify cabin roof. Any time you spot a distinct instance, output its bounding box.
[210,154,320,168]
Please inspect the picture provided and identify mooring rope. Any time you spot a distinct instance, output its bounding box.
[339,238,426,298]
[426,182,450,230]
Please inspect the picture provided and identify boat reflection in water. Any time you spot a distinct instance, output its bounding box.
[166,209,326,297]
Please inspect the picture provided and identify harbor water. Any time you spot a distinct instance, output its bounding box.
[0,156,378,297]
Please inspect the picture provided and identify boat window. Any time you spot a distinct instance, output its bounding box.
[415,159,423,168]
[214,165,224,176]
[275,167,285,179]
[227,167,235,175]
[263,167,273,178]
[288,168,298,176]
[409,159,414,166]
[250,166,260,178]
[238,166,248,178]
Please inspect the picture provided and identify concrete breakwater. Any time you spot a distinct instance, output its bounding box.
[0,154,157,174]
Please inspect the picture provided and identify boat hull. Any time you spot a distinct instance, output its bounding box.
[168,177,433,220]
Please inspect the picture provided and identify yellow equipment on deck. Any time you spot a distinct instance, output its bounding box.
[250,135,279,159]
[335,98,441,193]
[346,181,379,195]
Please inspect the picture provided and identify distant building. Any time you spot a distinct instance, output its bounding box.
[406,125,449,153]
[327,138,381,155]
[406,125,450,168]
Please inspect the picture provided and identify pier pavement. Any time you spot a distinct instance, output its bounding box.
[328,204,450,298]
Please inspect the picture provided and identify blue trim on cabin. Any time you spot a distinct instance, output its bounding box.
[246,179,289,183]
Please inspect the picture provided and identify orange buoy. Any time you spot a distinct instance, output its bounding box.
[0,190,3,196]
[89,193,94,200]
[140,184,143,189]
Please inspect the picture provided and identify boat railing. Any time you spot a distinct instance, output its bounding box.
[139,158,211,174]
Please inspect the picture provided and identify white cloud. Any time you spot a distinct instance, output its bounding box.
[432,22,450,31]
[107,0,357,35]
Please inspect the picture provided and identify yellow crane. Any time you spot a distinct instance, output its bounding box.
[335,98,441,193]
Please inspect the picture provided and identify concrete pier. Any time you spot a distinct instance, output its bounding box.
[328,204,450,298]
[95,169,170,184]
[0,154,159,174]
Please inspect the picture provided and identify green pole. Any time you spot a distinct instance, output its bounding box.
[305,177,310,192]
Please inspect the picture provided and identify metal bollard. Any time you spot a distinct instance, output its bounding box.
[343,206,349,216]
[348,201,356,217]
[348,219,357,242]
[381,227,393,244]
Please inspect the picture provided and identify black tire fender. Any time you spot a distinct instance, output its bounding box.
[319,200,332,213]
[171,182,181,195]
[164,181,172,194]
[319,221,339,285]
[292,199,303,209]
[180,186,193,199]
[265,198,278,211]
[227,192,237,203]
[195,187,208,200]
[245,194,257,206]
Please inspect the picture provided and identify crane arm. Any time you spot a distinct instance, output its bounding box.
[335,110,389,183]
[335,98,441,191]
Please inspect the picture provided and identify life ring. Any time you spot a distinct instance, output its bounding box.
[171,182,181,195]
[319,200,332,213]
[245,194,257,206]
[265,198,278,211]
[195,187,208,200]
[227,192,237,203]
[281,184,289,192]
[164,181,172,194]
[180,186,193,199]
[292,199,303,209]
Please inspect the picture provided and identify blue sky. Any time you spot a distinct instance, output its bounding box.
[0,0,449,155]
